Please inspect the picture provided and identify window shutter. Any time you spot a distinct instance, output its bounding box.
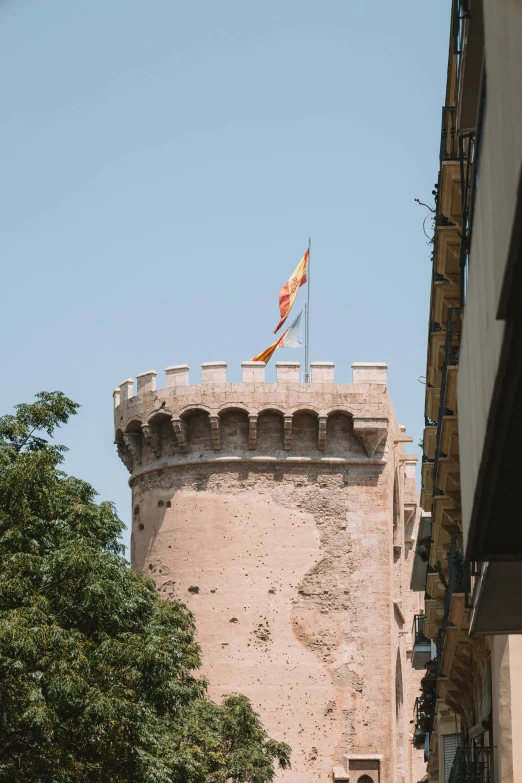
[443,734,459,783]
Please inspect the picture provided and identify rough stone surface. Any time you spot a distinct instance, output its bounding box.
[113,364,424,783]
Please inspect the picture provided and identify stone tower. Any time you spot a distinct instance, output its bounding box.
[113,360,423,783]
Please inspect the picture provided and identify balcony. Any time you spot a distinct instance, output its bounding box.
[410,513,432,592]
[412,614,432,669]
[470,560,522,634]
[438,536,473,718]
[425,385,441,423]
[448,746,492,783]
[433,279,461,328]
[423,424,437,461]
[434,225,461,286]
[458,131,476,305]
[433,494,461,535]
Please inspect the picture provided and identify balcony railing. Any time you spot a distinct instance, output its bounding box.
[443,534,468,628]
[448,746,492,783]
[440,105,458,162]
[459,131,476,306]
[412,614,432,669]
[452,0,471,103]
[432,308,462,496]
[414,614,429,645]
[436,627,446,682]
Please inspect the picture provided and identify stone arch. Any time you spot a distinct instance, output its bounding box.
[325,411,366,457]
[257,409,284,451]
[219,408,249,451]
[182,408,212,452]
[125,418,143,433]
[288,403,321,417]
[357,776,374,783]
[292,409,319,454]
[146,406,174,424]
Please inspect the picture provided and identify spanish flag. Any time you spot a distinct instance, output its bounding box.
[274,249,309,333]
[252,310,303,364]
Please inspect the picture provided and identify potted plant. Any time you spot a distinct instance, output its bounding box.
[413,729,426,749]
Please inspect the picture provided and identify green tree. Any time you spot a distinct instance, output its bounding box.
[0,392,290,783]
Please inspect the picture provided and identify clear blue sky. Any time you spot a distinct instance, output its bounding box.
[0,0,450,553]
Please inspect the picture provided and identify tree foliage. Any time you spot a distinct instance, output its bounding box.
[0,392,291,782]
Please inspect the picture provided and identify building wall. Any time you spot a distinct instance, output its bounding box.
[458,0,522,551]
[509,636,522,783]
[114,362,423,783]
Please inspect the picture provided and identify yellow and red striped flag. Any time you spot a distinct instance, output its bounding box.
[252,310,303,364]
[274,249,309,333]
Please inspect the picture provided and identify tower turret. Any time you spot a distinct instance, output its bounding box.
[113,359,421,783]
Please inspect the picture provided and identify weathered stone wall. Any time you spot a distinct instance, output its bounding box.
[113,361,423,783]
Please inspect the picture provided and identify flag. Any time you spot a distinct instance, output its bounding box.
[280,309,303,347]
[274,249,309,333]
[252,310,303,364]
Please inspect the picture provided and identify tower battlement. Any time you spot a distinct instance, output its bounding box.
[114,360,392,477]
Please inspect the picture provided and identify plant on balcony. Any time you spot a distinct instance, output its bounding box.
[435,560,448,589]
[421,673,436,692]
[419,716,431,732]
[413,729,426,750]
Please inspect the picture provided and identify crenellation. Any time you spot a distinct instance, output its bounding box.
[241,361,266,382]
[165,365,189,387]
[119,378,134,403]
[352,362,387,385]
[276,360,300,383]
[202,361,227,384]
[113,361,396,475]
[311,361,335,383]
[136,370,157,395]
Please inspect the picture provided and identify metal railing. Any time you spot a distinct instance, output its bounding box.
[448,746,492,783]
[413,614,430,645]
[452,0,472,94]
[432,308,462,496]
[459,132,476,306]
[436,627,446,682]
[440,105,458,161]
[443,534,468,629]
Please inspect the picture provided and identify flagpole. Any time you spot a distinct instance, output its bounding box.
[304,238,311,382]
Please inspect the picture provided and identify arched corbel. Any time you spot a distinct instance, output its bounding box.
[209,415,221,451]
[318,415,327,451]
[248,415,258,450]
[116,440,133,473]
[353,418,388,457]
[172,418,188,453]
[284,415,293,450]
[141,424,162,458]
[123,432,142,466]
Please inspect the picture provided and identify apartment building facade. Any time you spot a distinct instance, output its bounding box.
[411,1,522,781]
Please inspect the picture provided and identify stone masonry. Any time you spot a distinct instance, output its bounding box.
[113,360,424,783]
